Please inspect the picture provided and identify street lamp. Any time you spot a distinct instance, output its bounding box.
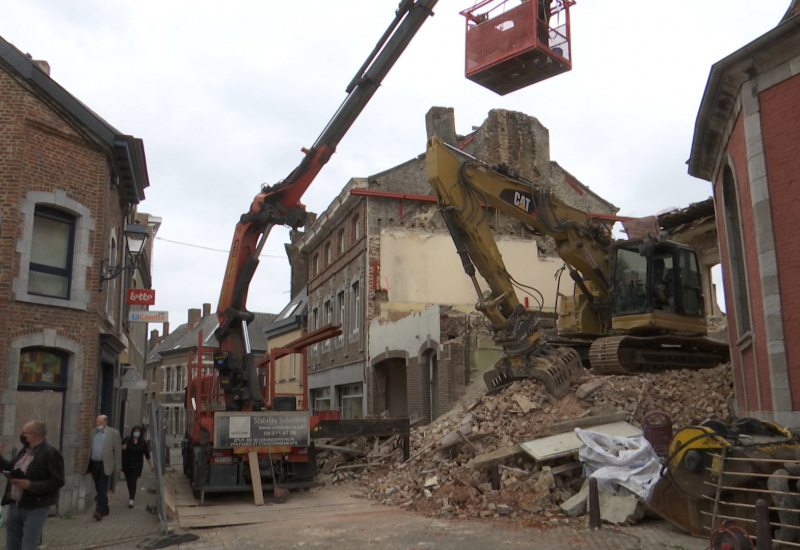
[99,223,149,291]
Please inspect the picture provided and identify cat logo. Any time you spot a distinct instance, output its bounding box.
[513,191,532,213]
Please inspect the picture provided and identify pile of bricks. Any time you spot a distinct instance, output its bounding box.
[316,363,734,524]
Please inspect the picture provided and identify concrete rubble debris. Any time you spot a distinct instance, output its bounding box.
[314,362,734,526]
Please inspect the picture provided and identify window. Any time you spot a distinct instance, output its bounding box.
[337,291,345,344]
[722,166,751,336]
[311,306,319,355]
[313,387,332,413]
[325,242,332,265]
[351,281,360,334]
[28,207,75,299]
[339,383,363,419]
[312,254,319,276]
[611,247,648,315]
[353,215,361,241]
[18,347,67,389]
[338,229,345,253]
[324,300,332,350]
[678,249,704,316]
[175,365,184,391]
[105,236,117,315]
[164,367,172,392]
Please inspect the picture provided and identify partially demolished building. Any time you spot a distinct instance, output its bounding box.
[294,108,617,422]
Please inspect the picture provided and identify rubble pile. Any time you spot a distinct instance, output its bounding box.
[317,364,734,524]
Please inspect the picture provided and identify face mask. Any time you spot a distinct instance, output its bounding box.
[133,432,141,438]
[96,425,104,431]
[19,434,29,448]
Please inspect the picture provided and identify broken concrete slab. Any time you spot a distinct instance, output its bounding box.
[518,421,641,461]
[560,479,590,517]
[576,379,606,399]
[513,393,536,413]
[466,445,524,470]
[599,492,646,525]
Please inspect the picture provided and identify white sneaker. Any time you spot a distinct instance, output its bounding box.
[128,499,134,508]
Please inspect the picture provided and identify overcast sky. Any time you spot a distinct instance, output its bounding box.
[2,1,789,326]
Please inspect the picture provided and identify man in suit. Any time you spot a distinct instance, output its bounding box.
[87,414,121,521]
[0,420,65,550]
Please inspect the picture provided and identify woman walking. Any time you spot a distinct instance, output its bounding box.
[121,425,152,508]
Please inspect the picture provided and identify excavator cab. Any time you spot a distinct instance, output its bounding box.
[609,240,707,335]
[461,0,575,95]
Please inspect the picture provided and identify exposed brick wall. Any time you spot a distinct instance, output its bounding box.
[1,57,139,514]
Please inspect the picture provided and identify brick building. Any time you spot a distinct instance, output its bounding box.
[688,2,800,428]
[0,36,154,514]
[147,304,276,448]
[295,107,617,422]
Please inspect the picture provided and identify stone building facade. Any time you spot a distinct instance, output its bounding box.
[688,3,800,428]
[0,36,153,514]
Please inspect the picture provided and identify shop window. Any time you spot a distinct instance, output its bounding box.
[313,387,332,413]
[339,383,363,419]
[18,347,68,390]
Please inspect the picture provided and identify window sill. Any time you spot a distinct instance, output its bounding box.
[14,290,89,311]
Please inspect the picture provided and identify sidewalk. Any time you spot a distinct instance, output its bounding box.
[9,450,181,550]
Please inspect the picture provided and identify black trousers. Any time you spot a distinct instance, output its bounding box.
[88,460,109,514]
[122,468,141,501]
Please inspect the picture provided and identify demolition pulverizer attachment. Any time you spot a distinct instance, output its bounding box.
[483,344,584,398]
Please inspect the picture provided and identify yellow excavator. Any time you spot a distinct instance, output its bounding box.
[426,136,730,396]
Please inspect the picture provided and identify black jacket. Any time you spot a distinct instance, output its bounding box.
[121,436,150,475]
[0,441,65,509]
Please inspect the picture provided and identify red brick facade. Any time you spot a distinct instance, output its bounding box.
[690,14,800,427]
[0,41,151,513]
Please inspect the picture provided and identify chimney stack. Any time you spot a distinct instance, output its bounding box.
[163,322,170,337]
[188,308,201,328]
[148,329,160,351]
[203,303,211,317]
[426,106,458,146]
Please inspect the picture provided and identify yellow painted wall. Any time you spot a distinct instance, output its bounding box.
[268,328,305,406]
[379,232,562,311]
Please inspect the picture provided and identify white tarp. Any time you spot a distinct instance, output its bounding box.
[575,428,662,500]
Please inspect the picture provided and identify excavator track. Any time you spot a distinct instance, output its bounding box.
[484,344,584,398]
[588,334,730,374]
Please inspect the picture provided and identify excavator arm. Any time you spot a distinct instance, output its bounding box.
[214,0,440,411]
[426,136,597,395]
[427,136,614,336]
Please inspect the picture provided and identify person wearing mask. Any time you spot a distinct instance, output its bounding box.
[0,420,65,550]
[86,414,121,521]
[121,425,152,508]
